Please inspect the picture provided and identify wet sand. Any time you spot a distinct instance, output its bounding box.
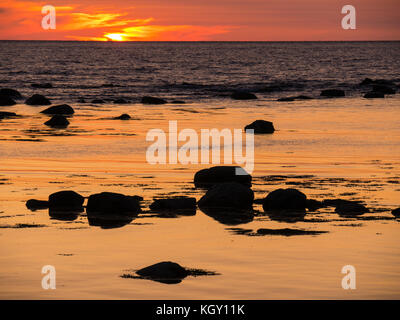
[0,96,399,299]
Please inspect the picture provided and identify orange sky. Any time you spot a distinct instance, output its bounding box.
[0,0,399,41]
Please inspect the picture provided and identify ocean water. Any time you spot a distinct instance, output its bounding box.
[0,41,399,299]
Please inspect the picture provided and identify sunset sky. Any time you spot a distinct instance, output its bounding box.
[0,0,399,41]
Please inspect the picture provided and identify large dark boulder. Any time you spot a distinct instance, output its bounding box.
[25,94,51,105]
[198,182,254,210]
[320,89,345,97]
[150,197,196,212]
[141,96,167,105]
[87,192,142,215]
[136,261,188,282]
[48,191,84,210]
[364,92,384,99]
[372,85,396,94]
[231,91,257,100]
[245,120,275,134]
[41,104,74,115]
[262,188,307,212]
[0,96,16,106]
[194,166,252,188]
[335,202,369,216]
[0,88,22,99]
[392,207,400,217]
[44,115,69,128]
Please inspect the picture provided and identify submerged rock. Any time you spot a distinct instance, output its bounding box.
[392,208,400,217]
[277,95,312,101]
[364,92,385,99]
[335,202,369,216]
[31,83,53,89]
[0,111,18,119]
[171,100,186,104]
[372,85,396,94]
[198,182,254,210]
[257,228,327,236]
[306,199,325,211]
[87,192,142,215]
[194,166,252,188]
[320,89,345,97]
[91,99,105,104]
[136,261,188,280]
[48,191,84,210]
[262,188,307,212]
[150,197,196,212]
[0,88,22,99]
[141,96,167,104]
[231,91,257,100]
[244,120,275,134]
[0,96,16,106]
[26,199,49,211]
[113,98,129,104]
[114,113,131,120]
[44,115,70,128]
[25,94,51,105]
[41,104,74,115]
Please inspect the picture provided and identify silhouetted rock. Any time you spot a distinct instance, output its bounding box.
[0,88,22,99]
[25,94,51,105]
[171,100,186,104]
[44,115,69,128]
[87,192,141,215]
[136,261,188,284]
[392,208,400,217]
[245,120,275,134]
[91,99,105,104]
[31,83,53,89]
[323,199,363,207]
[360,78,395,86]
[257,228,327,236]
[87,214,135,229]
[360,78,374,86]
[141,96,167,104]
[41,104,74,115]
[198,182,254,210]
[320,89,345,97]
[0,111,18,119]
[48,191,84,210]
[231,91,257,100]
[335,202,369,216]
[113,98,129,104]
[194,166,252,188]
[306,199,325,211]
[277,95,312,101]
[150,197,196,213]
[364,92,385,99]
[372,85,396,94]
[0,96,16,106]
[262,188,307,212]
[114,114,131,120]
[26,199,49,211]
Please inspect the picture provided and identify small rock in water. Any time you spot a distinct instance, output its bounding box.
[136,261,188,282]
[262,188,307,212]
[198,182,254,210]
[335,202,369,216]
[114,114,131,120]
[0,96,16,106]
[257,228,327,236]
[372,85,396,94]
[25,94,51,105]
[277,95,312,101]
[41,104,74,115]
[31,83,53,89]
[171,100,186,104]
[0,111,18,119]
[44,115,69,128]
[231,91,257,100]
[141,96,167,104]
[113,98,129,104]
[91,99,105,104]
[150,197,196,212]
[26,199,49,211]
[364,92,385,99]
[48,191,85,210]
[306,199,325,211]
[245,120,275,134]
[87,192,142,215]
[0,88,22,99]
[194,166,252,188]
[320,89,345,97]
[392,208,400,217]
